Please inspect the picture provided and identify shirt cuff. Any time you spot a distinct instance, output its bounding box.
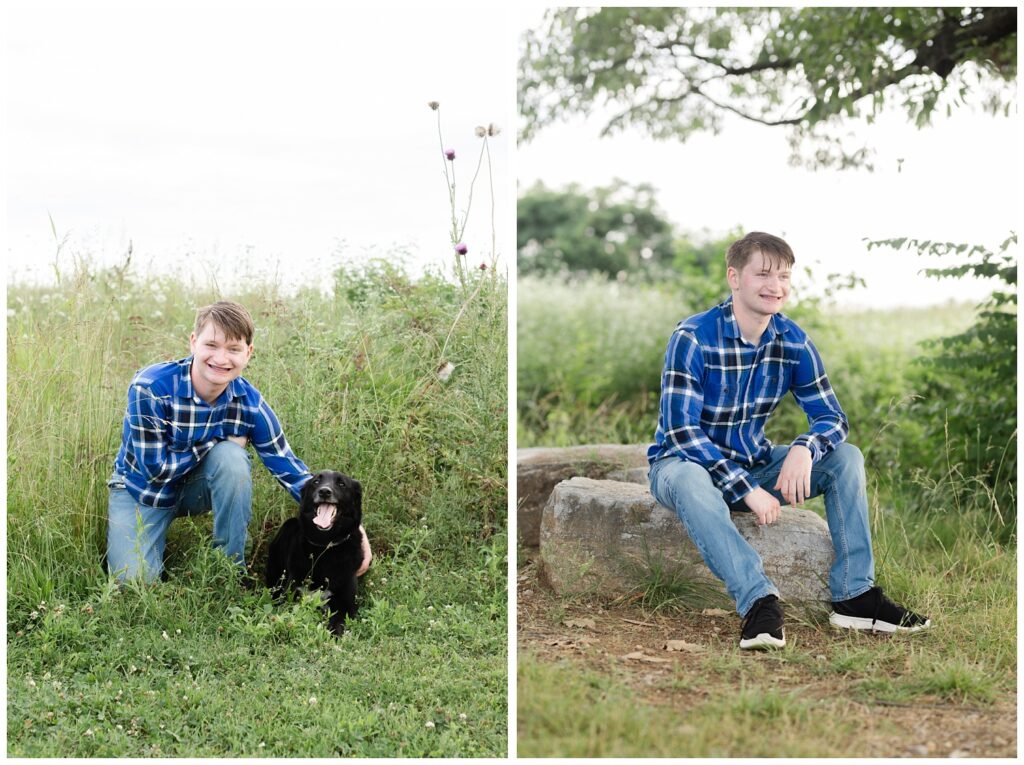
[791,435,821,462]
[192,440,217,461]
[709,460,759,505]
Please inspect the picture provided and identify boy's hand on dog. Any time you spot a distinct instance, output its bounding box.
[357,525,372,576]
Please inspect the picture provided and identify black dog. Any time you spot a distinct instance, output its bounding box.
[265,470,364,635]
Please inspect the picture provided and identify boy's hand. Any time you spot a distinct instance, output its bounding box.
[357,525,372,576]
[226,435,248,448]
[743,487,781,525]
[774,445,812,506]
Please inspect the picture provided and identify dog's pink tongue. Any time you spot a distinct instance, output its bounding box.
[313,503,336,529]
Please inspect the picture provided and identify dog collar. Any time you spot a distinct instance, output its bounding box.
[307,531,354,549]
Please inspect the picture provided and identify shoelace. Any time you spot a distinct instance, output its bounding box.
[869,586,907,627]
[870,587,883,627]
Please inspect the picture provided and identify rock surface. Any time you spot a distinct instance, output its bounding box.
[539,477,834,607]
[517,444,650,546]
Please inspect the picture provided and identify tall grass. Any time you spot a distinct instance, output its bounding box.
[7,257,508,756]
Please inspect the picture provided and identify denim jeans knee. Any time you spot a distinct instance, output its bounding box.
[176,441,254,566]
[106,478,175,583]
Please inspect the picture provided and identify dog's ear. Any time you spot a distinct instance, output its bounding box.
[300,474,316,502]
[352,479,362,515]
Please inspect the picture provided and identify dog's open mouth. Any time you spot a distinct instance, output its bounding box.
[313,503,337,530]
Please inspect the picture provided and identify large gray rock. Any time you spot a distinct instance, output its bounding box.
[517,444,650,547]
[540,477,834,607]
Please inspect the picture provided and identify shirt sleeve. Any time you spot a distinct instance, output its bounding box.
[789,337,849,462]
[659,329,759,504]
[127,384,217,485]
[249,394,312,502]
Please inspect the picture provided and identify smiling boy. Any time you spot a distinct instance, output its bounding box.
[647,232,929,649]
[106,300,371,583]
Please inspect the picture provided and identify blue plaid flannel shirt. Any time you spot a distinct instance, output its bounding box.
[113,356,312,508]
[648,296,849,504]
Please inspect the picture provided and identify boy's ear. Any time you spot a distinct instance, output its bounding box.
[726,266,739,290]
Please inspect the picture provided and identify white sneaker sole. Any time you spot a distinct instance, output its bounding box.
[739,630,786,650]
[829,612,931,633]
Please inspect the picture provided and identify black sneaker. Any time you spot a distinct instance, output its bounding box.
[829,587,931,633]
[740,594,786,650]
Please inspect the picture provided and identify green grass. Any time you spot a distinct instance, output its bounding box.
[518,653,869,757]
[7,258,507,757]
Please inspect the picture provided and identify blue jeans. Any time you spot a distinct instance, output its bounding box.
[106,441,253,582]
[648,443,875,617]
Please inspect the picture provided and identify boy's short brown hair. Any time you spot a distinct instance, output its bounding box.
[193,301,255,345]
[726,232,796,272]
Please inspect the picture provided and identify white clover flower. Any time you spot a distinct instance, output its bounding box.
[308,696,317,705]
[436,361,455,382]
[425,720,435,729]
[459,713,468,721]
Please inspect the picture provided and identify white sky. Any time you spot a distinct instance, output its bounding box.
[6,1,513,291]
[5,4,1020,309]
[516,8,1021,309]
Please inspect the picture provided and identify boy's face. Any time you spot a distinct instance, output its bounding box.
[727,251,792,318]
[189,322,253,391]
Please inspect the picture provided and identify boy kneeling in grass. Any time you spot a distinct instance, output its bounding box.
[106,300,371,584]
[648,233,929,650]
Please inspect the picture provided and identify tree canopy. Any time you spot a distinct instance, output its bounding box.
[517,179,676,277]
[520,7,1016,168]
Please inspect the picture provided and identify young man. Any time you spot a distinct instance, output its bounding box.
[106,300,371,583]
[647,232,929,650]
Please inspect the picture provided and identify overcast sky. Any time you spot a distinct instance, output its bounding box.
[7,1,512,291]
[516,8,1020,309]
[6,4,1020,308]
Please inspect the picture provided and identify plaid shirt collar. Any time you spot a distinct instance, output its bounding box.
[173,355,250,404]
[720,295,789,343]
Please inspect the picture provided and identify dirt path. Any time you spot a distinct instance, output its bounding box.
[517,553,1016,758]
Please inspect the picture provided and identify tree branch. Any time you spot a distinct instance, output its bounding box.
[689,84,804,126]
[689,50,797,77]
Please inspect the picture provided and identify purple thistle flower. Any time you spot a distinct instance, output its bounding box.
[478,263,487,271]
[454,242,468,255]
[445,149,456,161]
